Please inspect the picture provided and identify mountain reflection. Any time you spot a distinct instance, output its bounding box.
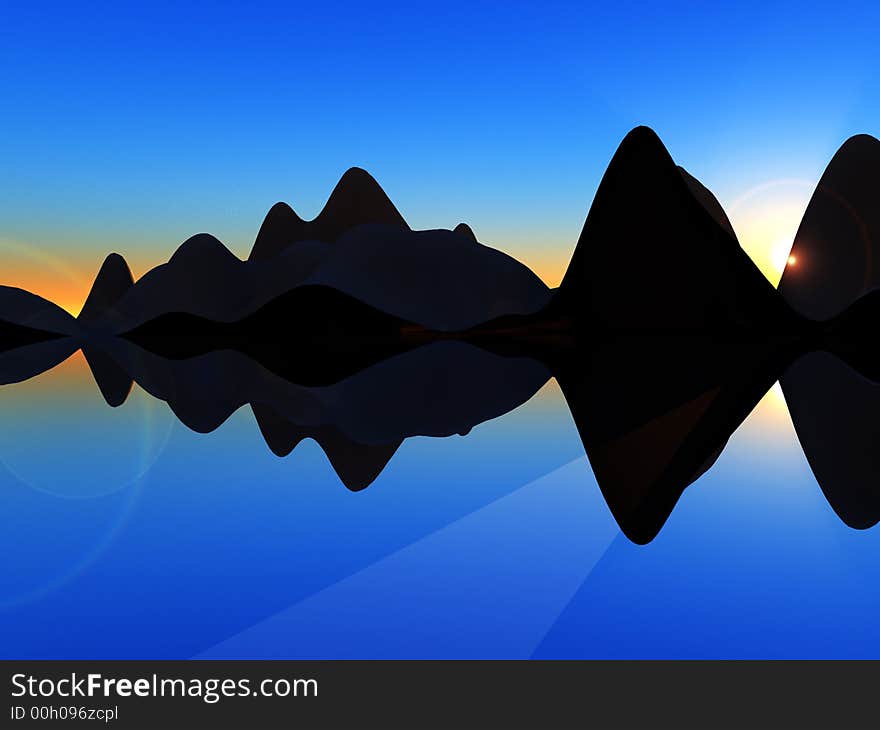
[2,125,880,543]
[0,329,877,544]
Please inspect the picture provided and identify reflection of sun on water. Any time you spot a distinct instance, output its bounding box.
[769,381,787,408]
[754,381,792,423]
[732,381,796,458]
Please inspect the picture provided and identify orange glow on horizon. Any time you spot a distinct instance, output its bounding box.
[510,248,570,289]
[725,178,813,288]
[0,348,91,395]
[2,274,91,316]
[0,248,153,316]
[0,209,806,314]
[0,269,92,316]
[4,253,570,312]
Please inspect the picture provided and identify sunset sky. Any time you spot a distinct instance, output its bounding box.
[2,1,879,312]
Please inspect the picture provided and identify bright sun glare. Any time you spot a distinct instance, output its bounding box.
[770,237,795,275]
[726,178,812,287]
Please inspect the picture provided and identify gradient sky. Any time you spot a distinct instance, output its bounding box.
[2,1,879,312]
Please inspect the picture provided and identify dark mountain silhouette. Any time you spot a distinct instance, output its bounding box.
[82,346,133,407]
[124,285,426,386]
[552,126,798,332]
[467,324,796,543]
[7,124,880,542]
[71,164,543,333]
[249,167,408,261]
[103,233,256,328]
[0,318,66,353]
[553,337,793,543]
[827,286,880,337]
[20,300,880,544]
[0,287,78,355]
[89,234,332,332]
[779,134,880,321]
[781,351,880,529]
[0,337,78,385]
[77,337,549,490]
[801,289,880,385]
[251,404,401,491]
[677,166,738,240]
[93,223,548,334]
[453,222,477,241]
[304,224,550,331]
[120,301,811,544]
[0,286,77,335]
[78,253,134,322]
[90,338,550,442]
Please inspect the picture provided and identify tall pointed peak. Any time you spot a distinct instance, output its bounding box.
[78,252,134,322]
[555,126,787,332]
[320,166,408,231]
[615,125,672,160]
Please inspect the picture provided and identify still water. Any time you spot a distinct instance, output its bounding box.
[0,350,876,659]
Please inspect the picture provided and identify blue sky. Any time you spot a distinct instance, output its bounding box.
[2,1,879,307]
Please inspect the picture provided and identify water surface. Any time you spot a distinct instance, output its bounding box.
[0,352,875,659]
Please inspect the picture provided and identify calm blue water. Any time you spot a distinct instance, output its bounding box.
[0,353,877,659]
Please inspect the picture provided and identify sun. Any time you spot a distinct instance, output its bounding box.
[725,177,812,286]
[770,238,795,275]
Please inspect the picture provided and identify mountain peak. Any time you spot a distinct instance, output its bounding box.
[834,133,880,157]
[555,126,788,331]
[616,125,668,155]
[169,234,239,267]
[320,167,407,230]
[250,202,306,262]
[336,166,379,187]
[264,201,301,222]
[610,125,675,173]
[78,252,134,322]
[249,169,409,261]
[779,133,880,320]
[453,223,477,242]
[820,134,880,180]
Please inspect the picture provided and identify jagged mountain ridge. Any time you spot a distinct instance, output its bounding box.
[39,126,880,343]
[77,170,550,334]
[79,225,549,334]
[249,167,409,261]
